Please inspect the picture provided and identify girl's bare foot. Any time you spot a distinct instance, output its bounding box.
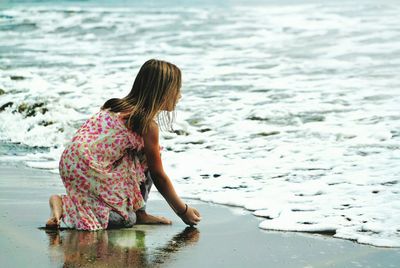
[46,217,59,229]
[46,195,63,229]
[136,210,172,225]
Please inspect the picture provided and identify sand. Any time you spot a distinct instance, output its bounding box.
[0,161,399,268]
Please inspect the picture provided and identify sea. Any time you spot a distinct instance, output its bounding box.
[0,0,399,247]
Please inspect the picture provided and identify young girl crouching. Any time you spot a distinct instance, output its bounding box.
[46,59,201,230]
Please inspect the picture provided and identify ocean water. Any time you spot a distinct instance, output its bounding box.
[0,0,399,247]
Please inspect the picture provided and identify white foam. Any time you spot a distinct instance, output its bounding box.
[25,161,59,170]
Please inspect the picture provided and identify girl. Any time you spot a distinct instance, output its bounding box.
[46,59,201,230]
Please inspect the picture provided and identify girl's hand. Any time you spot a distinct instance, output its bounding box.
[178,206,201,226]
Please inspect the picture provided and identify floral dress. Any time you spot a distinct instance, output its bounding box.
[59,109,148,230]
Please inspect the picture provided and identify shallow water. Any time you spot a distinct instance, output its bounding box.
[0,0,399,247]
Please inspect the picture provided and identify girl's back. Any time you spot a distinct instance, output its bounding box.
[64,109,144,170]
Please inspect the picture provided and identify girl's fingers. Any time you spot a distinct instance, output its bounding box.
[192,214,201,223]
[181,207,201,226]
[193,208,201,217]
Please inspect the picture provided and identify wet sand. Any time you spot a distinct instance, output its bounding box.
[0,161,399,267]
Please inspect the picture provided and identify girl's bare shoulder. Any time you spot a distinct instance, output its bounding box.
[147,120,159,138]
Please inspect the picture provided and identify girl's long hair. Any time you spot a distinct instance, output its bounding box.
[102,59,181,135]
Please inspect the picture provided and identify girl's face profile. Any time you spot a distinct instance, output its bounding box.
[162,91,182,112]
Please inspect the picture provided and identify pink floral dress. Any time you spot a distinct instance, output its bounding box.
[59,109,148,230]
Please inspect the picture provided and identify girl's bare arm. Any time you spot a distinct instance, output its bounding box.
[143,122,201,225]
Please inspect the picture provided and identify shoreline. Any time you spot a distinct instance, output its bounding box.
[0,161,399,267]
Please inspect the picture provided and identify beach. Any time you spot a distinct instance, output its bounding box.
[1,0,400,246]
[0,161,399,268]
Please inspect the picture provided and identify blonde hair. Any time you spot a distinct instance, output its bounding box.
[102,59,181,135]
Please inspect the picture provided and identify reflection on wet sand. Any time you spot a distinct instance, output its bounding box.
[45,227,200,267]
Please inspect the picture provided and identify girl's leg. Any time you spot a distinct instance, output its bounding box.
[136,171,172,225]
[46,195,63,228]
[136,210,172,224]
